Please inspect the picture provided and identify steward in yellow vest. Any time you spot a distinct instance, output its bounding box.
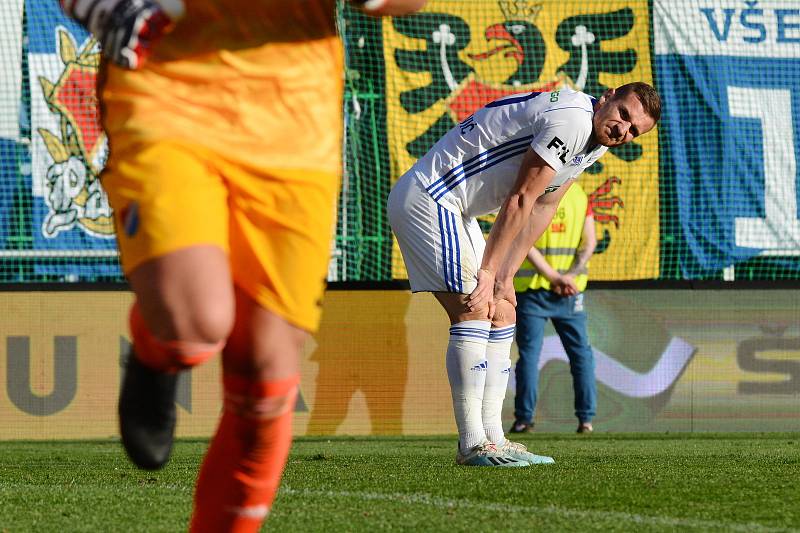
[514,183,594,294]
[510,182,597,434]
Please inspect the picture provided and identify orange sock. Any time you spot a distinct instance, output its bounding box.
[129,302,223,373]
[189,373,299,533]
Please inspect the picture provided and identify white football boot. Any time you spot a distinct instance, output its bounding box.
[456,441,529,467]
[499,440,555,465]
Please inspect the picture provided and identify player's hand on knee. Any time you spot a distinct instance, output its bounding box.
[487,298,496,321]
[492,277,517,307]
[468,268,495,313]
[60,0,183,69]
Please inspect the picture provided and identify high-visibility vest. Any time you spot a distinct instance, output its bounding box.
[513,183,592,293]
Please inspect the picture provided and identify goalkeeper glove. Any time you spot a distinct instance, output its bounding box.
[60,0,183,69]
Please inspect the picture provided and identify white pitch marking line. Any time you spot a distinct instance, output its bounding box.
[281,487,796,533]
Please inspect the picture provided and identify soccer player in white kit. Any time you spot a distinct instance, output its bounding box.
[388,83,660,466]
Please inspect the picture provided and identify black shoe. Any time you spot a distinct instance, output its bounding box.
[509,420,534,434]
[118,352,178,470]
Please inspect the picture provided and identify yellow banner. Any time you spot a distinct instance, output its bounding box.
[384,0,659,280]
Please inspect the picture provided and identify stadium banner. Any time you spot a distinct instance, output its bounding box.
[25,0,121,278]
[382,0,660,281]
[654,0,800,277]
[0,0,24,252]
[1,290,798,440]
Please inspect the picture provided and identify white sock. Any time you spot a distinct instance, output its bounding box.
[446,320,491,451]
[484,325,515,446]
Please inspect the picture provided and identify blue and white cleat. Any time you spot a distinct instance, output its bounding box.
[499,440,555,465]
[456,442,529,467]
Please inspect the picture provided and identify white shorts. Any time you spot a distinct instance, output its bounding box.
[387,173,485,294]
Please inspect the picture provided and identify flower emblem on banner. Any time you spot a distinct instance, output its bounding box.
[37,29,113,238]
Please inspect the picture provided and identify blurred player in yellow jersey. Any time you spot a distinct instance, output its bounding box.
[61,0,427,531]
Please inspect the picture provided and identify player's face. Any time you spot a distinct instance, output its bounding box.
[592,89,656,147]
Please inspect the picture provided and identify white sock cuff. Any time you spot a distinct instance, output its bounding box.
[449,320,491,342]
[489,324,515,343]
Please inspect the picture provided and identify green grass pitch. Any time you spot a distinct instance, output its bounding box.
[1,433,798,532]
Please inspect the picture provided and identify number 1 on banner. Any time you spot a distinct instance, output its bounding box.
[728,86,800,251]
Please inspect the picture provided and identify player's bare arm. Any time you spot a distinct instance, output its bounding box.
[494,180,573,304]
[467,148,556,314]
[526,246,560,285]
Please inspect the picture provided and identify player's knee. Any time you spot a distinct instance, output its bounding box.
[140,295,234,347]
[158,309,231,368]
[492,300,516,327]
[167,306,232,370]
[163,293,234,345]
[184,302,235,346]
[130,301,228,372]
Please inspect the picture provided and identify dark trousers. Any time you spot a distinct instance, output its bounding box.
[514,289,596,424]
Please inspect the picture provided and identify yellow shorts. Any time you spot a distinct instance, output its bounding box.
[103,141,340,331]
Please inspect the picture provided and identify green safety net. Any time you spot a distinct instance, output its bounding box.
[338,0,800,282]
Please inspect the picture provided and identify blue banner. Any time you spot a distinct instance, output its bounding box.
[654,1,800,277]
[26,0,121,278]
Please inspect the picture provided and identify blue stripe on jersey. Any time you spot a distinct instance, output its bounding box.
[428,142,532,198]
[431,145,530,201]
[438,205,463,293]
[426,135,534,197]
[437,205,452,292]
[452,210,463,293]
[443,208,456,292]
[426,136,533,196]
[485,91,542,108]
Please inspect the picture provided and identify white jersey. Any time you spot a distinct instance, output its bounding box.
[407,88,607,218]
